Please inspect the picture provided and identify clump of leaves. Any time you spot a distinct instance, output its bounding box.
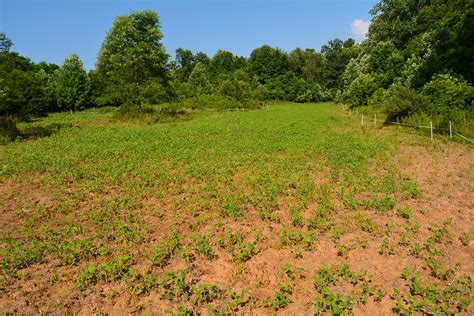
[149,231,181,267]
[396,207,412,219]
[282,263,305,280]
[226,232,256,263]
[75,255,132,290]
[459,232,470,246]
[379,235,396,255]
[263,282,293,310]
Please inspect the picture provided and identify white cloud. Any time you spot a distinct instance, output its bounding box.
[351,19,370,41]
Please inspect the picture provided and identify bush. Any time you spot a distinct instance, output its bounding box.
[421,74,474,128]
[114,103,191,124]
[343,74,379,106]
[383,84,426,121]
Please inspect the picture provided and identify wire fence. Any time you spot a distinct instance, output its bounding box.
[347,108,474,144]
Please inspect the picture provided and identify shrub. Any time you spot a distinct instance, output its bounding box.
[421,74,474,128]
[344,73,379,106]
[383,84,426,121]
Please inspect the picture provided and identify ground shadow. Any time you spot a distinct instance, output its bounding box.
[20,123,74,139]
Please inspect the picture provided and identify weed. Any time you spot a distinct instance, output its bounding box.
[263,282,293,310]
[282,263,305,280]
[191,283,220,306]
[192,234,216,259]
[394,268,473,314]
[233,239,256,263]
[379,235,396,255]
[149,232,181,267]
[459,232,470,246]
[313,264,381,313]
[293,247,303,258]
[75,255,132,290]
[314,288,354,314]
[396,207,412,219]
[290,208,304,227]
[160,269,190,300]
[425,257,456,280]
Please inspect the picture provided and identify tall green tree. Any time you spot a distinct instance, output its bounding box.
[96,10,170,106]
[0,46,48,118]
[175,48,195,82]
[321,38,360,91]
[55,54,89,112]
[210,50,236,77]
[249,45,289,84]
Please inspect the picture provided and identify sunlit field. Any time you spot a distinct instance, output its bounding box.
[1,103,472,314]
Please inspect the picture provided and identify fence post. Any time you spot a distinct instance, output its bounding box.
[449,121,452,140]
[374,114,377,126]
[361,115,364,126]
[430,121,433,141]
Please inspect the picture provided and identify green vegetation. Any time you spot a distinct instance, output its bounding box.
[2,0,473,141]
[340,0,474,135]
[1,0,473,313]
[1,102,471,313]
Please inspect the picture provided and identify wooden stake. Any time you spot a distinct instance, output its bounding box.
[430,121,433,141]
[361,115,364,126]
[449,121,452,140]
[374,114,377,126]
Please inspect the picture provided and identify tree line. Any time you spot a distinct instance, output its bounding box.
[1,0,473,140]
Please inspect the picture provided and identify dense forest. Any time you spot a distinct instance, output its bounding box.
[1,0,473,141]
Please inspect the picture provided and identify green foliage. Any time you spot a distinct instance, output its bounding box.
[263,282,293,310]
[394,268,473,314]
[55,54,90,111]
[321,38,360,91]
[396,207,412,219]
[342,0,474,133]
[421,74,474,128]
[174,48,195,82]
[0,32,13,53]
[344,73,379,106]
[383,84,427,121]
[187,62,212,95]
[95,10,170,106]
[0,52,49,119]
[249,45,289,84]
[313,264,382,313]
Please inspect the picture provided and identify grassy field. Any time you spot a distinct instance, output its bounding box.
[1,102,473,314]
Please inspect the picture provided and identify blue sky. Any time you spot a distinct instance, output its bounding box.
[1,0,375,70]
